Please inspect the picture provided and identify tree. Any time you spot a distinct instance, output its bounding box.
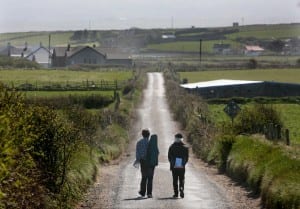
[268,39,285,52]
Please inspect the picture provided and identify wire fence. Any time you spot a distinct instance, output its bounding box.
[6,80,127,91]
[264,123,290,145]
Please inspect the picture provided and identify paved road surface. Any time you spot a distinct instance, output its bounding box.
[78,72,259,209]
[112,73,231,209]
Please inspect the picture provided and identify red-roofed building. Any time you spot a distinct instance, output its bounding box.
[244,45,264,56]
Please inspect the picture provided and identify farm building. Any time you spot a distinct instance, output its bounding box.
[0,43,31,57]
[51,46,132,67]
[213,43,231,55]
[25,45,51,68]
[244,45,264,56]
[181,79,300,99]
[161,34,176,39]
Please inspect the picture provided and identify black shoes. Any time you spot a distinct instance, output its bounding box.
[174,189,184,198]
[138,191,145,197]
[139,191,153,198]
[179,188,184,198]
[180,190,184,198]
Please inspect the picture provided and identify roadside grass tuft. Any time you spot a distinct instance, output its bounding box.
[227,136,300,209]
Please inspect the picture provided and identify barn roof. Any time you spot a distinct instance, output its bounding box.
[245,45,264,51]
[181,79,263,89]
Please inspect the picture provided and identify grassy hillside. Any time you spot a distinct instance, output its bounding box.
[227,24,300,39]
[1,23,299,51]
[145,23,300,53]
[146,40,241,53]
[0,31,73,46]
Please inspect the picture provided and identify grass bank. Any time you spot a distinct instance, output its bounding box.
[164,69,300,209]
[227,136,300,209]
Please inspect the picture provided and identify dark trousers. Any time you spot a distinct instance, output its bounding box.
[172,168,185,195]
[140,160,155,196]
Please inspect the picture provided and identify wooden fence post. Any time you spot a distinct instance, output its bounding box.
[285,129,290,146]
[276,124,281,140]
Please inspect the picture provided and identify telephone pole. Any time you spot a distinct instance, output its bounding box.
[199,39,202,66]
[48,34,51,68]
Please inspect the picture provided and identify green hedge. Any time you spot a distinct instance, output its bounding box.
[0,56,40,68]
[227,136,300,209]
[0,69,141,209]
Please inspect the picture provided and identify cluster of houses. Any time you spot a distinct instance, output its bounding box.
[213,43,265,56]
[213,38,300,56]
[0,43,133,68]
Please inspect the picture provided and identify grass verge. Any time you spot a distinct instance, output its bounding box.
[226,136,300,209]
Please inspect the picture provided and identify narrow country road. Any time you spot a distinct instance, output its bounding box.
[79,72,260,209]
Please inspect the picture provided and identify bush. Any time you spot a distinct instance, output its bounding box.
[0,55,40,68]
[26,94,114,109]
[122,83,134,95]
[213,135,236,172]
[0,85,49,208]
[297,58,300,67]
[247,58,258,69]
[0,84,86,208]
[233,104,282,135]
[164,71,214,160]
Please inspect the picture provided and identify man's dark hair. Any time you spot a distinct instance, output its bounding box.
[142,129,150,138]
[175,133,183,139]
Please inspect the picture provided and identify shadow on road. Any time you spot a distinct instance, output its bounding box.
[123,197,147,201]
[157,197,179,200]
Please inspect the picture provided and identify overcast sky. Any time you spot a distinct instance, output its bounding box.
[0,0,300,33]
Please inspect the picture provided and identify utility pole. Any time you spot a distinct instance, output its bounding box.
[48,34,51,68]
[199,39,202,66]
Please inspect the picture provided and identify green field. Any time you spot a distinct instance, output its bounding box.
[146,24,300,53]
[23,90,115,98]
[227,24,300,40]
[180,69,300,145]
[0,69,133,86]
[0,31,74,46]
[146,40,241,53]
[179,69,300,84]
[209,103,300,146]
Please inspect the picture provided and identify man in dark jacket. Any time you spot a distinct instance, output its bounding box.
[168,133,189,198]
[135,129,153,198]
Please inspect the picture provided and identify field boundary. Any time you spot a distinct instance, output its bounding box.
[5,79,126,91]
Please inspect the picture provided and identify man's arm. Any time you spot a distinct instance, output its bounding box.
[185,147,189,163]
[168,145,172,162]
[136,141,141,161]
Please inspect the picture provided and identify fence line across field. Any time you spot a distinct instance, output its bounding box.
[8,80,127,91]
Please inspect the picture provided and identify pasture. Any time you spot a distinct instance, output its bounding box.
[209,103,300,146]
[146,40,241,53]
[23,90,115,98]
[0,69,133,86]
[0,31,73,46]
[227,24,300,39]
[179,69,300,146]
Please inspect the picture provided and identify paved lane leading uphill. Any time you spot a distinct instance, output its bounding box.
[79,72,260,209]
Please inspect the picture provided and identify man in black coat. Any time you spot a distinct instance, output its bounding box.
[168,133,189,198]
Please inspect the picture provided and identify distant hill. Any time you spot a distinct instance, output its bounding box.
[0,23,299,54]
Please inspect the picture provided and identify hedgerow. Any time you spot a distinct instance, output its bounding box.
[0,69,141,208]
[164,68,300,209]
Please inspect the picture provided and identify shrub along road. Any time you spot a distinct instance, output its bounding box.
[78,73,261,209]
